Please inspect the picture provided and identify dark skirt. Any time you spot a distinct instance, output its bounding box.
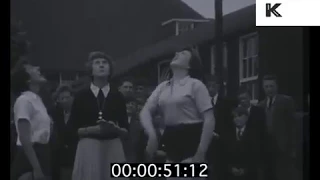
[160,123,203,162]
[10,143,51,180]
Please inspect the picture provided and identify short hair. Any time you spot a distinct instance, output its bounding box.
[119,77,134,87]
[232,106,249,117]
[238,85,252,97]
[263,74,278,82]
[85,51,114,78]
[53,85,74,101]
[11,66,30,96]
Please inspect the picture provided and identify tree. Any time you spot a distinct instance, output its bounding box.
[10,19,30,70]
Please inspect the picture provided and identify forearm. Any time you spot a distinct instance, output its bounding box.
[19,132,41,171]
[140,108,157,138]
[197,111,215,154]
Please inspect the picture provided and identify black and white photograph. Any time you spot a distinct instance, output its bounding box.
[10,0,309,180]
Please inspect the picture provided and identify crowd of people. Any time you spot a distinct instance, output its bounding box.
[10,49,308,180]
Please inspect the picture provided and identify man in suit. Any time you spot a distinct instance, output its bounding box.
[221,104,265,180]
[258,75,298,180]
[51,85,75,180]
[205,75,233,180]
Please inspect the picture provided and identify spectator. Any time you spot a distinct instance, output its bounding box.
[118,77,134,99]
[258,74,298,180]
[123,97,147,163]
[51,85,75,180]
[221,106,265,180]
[206,74,233,180]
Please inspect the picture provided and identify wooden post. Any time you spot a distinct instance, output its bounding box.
[214,0,224,95]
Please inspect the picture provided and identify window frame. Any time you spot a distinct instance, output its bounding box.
[176,21,195,36]
[238,32,259,104]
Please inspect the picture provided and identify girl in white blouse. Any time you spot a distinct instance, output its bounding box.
[10,64,52,180]
[140,48,216,167]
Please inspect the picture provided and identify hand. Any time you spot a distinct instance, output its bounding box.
[238,168,245,176]
[33,169,45,180]
[145,134,158,162]
[212,131,220,139]
[97,119,107,124]
[231,167,244,176]
[77,128,87,136]
[231,167,240,176]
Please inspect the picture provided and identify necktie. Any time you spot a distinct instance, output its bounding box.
[97,89,105,108]
[268,97,274,109]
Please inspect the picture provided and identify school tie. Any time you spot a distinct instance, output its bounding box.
[97,89,105,107]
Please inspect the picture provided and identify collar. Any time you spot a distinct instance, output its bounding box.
[267,95,277,104]
[90,83,110,97]
[169,75,190,86]
[22,91,39,99]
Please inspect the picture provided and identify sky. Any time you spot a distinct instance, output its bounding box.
[182,0,256,18]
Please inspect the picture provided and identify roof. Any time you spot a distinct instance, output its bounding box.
[11,0,203,71]
[114,5,256,76]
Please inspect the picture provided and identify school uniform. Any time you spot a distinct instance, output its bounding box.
[221,106,266,180]
[51,105,74,180]
[145,76,213,163]
[67,83,129,180]
[123,114,147,163]
[10,91,52,180]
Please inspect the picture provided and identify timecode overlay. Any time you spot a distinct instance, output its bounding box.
[111,163,209,178]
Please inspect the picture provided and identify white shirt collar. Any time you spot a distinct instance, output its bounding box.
[213,94,219,105]
[90,83,110,97]
[267,95,276,105]
[248,106,251,114]
[128,116,132,124]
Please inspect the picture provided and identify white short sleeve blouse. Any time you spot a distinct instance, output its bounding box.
[145,76,213,126]
[14,91,52,146]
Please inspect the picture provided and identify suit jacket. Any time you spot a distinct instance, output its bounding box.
[221,106,266,178]
[123,114,147,162]
[258,94,297,154]
[212,94,234,135]
[51,105,74,167]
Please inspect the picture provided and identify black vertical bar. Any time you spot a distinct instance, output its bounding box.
[214,0,224,95]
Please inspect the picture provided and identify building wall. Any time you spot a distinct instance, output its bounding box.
[258,27,304,109]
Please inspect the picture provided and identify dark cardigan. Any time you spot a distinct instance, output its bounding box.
[66,85,129,155]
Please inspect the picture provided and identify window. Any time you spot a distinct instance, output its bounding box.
[176,21,194,35]
[239,33,259,104]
